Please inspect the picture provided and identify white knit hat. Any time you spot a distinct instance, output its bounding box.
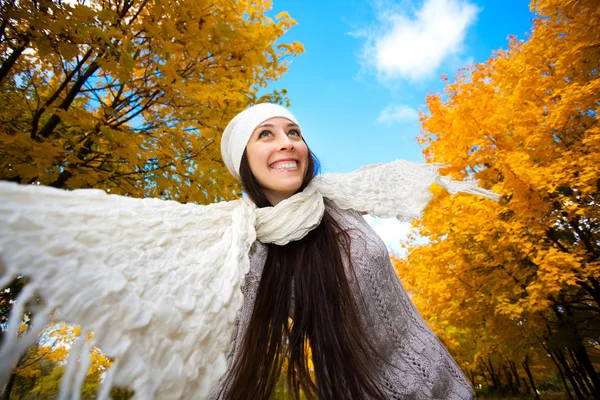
[221,103,299,181]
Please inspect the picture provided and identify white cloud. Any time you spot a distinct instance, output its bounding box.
[363,215,411,257]
[377,104,419,124]
[357,0,479,82]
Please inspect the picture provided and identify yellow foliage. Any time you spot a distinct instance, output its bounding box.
[0,0,303,203]
[397,0,600,387]
[14,322,113,397]
[1,0,301,396]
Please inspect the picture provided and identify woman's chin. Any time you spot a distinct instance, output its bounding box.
[263,182,304,202]
[280,181,304,194]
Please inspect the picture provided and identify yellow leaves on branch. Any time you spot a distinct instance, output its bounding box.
[0,0,304,203]
[14,322,112,395]
[396,0,600,384]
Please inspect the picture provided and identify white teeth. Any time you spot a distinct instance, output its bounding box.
[272,161,298,170]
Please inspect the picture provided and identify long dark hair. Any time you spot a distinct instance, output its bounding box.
[219,146,387,400]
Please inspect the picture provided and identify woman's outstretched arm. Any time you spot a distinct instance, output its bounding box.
[0,181,255,399]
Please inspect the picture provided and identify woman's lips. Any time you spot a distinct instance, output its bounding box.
[269,159,297,167]
[270,167,299,173]
[270,160,299,171]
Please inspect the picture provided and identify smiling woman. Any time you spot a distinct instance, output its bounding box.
[211,103,477,400]
[245,117,309,206]
[0,103,498,400]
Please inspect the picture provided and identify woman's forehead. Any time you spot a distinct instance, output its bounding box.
[256,116,299,127]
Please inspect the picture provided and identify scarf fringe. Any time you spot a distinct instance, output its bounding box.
[0,159,501,399]
[435,175,501,202]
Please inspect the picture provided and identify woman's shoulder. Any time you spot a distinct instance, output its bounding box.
[324,199,390,261]
[324,198,374,234]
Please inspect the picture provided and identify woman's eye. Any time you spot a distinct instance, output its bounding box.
[258,130,272,139]
[288,129,301,137]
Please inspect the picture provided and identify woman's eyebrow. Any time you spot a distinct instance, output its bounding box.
[255,123,274,129]
[253,122,300,131]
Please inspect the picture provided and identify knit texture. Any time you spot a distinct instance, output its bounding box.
[0,159,497,399]
[210,200,475,399]
[0,184,257,399]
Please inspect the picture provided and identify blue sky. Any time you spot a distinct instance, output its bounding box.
[264,0,535,254]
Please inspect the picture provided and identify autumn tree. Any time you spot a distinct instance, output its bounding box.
[394,0,599,397]
[1,322,125,399]
[0,0,303,396]
[0,0,303,202]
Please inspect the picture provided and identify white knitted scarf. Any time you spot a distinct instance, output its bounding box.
[0,159,499,399]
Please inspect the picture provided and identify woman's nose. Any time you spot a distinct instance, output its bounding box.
[276,132,295,151]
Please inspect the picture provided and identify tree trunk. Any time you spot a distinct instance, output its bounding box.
[570,349,596,396]
[572,367,590,397]
[483,358,499,392]
[555,350,586,400]
[468,370,477,390]
[509,360,521,393]
[563,303,600,396]
[37,61,101,140]
[0,372,16,400]
[521,377,530,394]
[32,0,138,141]
[49,134,97,188]
[30,49,95,139]
[503,363,517,395]
[0,39,29,85]
[589,277,600,308]
[481,370,490,390]
[549,350,575,400]
[573,345,600,398]
[523,355,540,400]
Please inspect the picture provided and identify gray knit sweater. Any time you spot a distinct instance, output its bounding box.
[210,201,474,399]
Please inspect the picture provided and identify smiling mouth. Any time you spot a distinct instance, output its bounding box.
[270,161,299,171]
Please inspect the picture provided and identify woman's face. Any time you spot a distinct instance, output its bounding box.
[245,116,309,206]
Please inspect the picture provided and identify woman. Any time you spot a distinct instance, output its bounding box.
[210,103,474,399]
[0,103,492,399]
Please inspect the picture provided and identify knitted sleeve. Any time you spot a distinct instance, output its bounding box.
[329,204,475,399]
[311,159,499,221]
[0,181,256,399]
